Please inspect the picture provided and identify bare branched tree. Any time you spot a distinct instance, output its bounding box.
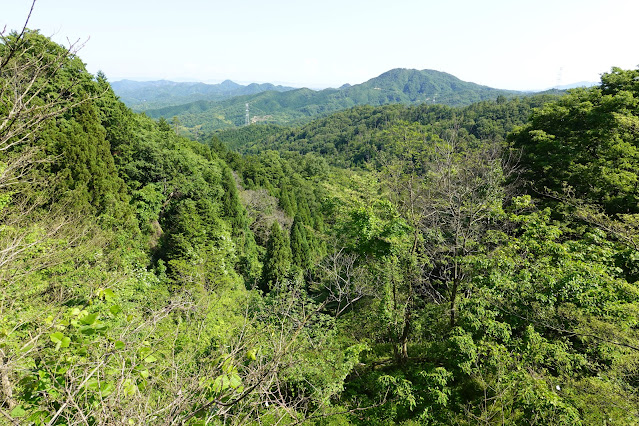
[314,248,372,318]
[419,129,506,327]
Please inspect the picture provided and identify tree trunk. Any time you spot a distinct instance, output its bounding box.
[399,295,412,361]
[450,276,459,328]
[0,351,16,410]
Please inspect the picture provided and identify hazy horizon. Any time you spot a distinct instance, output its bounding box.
[3,0,637,91]
[109,69,598,93]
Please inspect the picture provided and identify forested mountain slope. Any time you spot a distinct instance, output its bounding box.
[215,93,561,167]
[141,68,523,135]
[2,27,639,425]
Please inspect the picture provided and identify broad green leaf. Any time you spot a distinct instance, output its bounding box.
[49,332,64,343]
[103,288,116,301]
[212,375,227,392]
[10,405,26,417]
[80,325,95,335]
[80,313,98,325]
[228,374,242,389]
[144,355,157,363]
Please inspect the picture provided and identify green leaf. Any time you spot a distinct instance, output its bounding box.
[144,355,157,363]
[228,374,242,389]
[109,305,122,315]
[103,288,115,301]
[212,375,228,392]
[80,313,98,325]
[10,405,26,417]
[123,379,138,396]
[93,324,107,334]
[49,332,64,343]
[86,378,99,391]
[115,340,125,350]
[101,382,115,397]
[80,325,95,335]
[49,332,70,350]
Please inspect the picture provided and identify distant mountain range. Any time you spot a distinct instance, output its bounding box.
[550,81,598,90]
[112,69,542,134]
[111,79,297,110]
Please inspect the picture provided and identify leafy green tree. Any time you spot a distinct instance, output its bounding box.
[511,67,639,214]
[451,196,639,423]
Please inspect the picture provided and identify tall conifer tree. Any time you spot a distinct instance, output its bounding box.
[261,222,291,291]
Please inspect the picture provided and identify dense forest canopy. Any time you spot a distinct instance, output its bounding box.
[1,25,639,425]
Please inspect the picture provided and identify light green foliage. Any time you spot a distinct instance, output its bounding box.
[512,66,639,214]
[4,27,639,425]
[447,199,639,423]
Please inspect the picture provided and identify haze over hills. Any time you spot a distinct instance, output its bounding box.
[110,79,297,111]
[550,81,598,90]
[116,68,525,135]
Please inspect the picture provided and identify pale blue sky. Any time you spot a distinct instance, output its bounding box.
[2,0,638,90]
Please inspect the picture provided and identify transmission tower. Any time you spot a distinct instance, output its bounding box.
[245,103,250,126]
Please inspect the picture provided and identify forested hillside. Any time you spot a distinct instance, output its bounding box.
[2,27,639,425]
[214,94,561,167]
[138,69,523,136]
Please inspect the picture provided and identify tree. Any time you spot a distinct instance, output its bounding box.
[221,166,247,231]
[374,122,506,361]
[511,67,639,214]
[290,215,311,270]
[1,23,85,153]
[261,222,292,291]
[420,131,506,327]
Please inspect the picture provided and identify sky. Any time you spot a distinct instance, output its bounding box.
[2,0,638,91]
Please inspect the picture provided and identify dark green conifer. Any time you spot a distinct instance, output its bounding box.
[290,215,311,270]
[221,166,246,231]
[279,186,295,216]
[261,222,291,291]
